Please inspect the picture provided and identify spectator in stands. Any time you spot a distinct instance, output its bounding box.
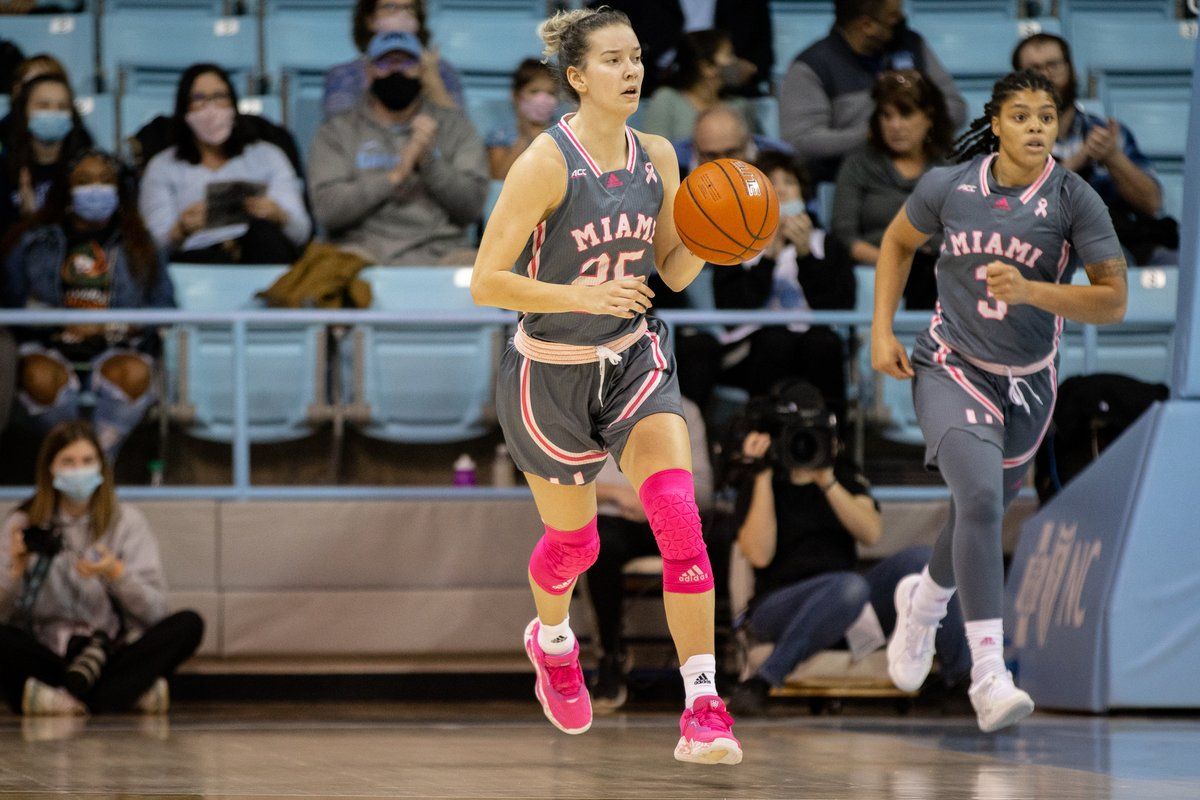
[714,151,854,421]
[3,149,174,461]
[586,397,723,711]
[309,32,488,266]
[0,420,203,716]
[832,70,953,308]
[640,30,757,144]
[323,0,463,120]
[673,104,791,179]
[724,382,969,716]
[0,54,79,145]
[0,74,91,236]
[1013,34,1168,264]
[779,0,966,182]
[139,64,311,265]
[0,39,25,94]
[487,59,558,181]
[589,0,772,98]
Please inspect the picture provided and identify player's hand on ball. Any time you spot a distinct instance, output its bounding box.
[580,276,654,318]
[985,260,1029,305]
[871,329,915,380]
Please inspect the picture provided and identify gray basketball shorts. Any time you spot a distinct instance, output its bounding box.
[496,316,684,486]
[910,331,1057,471]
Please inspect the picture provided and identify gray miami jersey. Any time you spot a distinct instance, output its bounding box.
[513,114,665,346]
[904,154,1122,368]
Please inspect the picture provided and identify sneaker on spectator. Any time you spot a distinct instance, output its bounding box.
[135,678,170,714]
[591,653,628,713]
[674,695,742,765]
[726,676,770,717]
[887,573,938,692]
[523,619,592,735]
[22,678,87,717]
[969,671,1034,733]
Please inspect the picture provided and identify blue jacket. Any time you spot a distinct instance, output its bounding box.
[3,224,175,310]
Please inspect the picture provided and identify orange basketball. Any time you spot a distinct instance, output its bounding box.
[673,159,779,266]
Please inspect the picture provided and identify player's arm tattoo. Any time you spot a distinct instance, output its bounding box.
[1085,257,1127,286]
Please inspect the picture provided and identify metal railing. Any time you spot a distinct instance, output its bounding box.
[0,307,1174,502]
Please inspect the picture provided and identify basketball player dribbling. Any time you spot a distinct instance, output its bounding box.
[872,70,1128,732]
[470,8,741,764]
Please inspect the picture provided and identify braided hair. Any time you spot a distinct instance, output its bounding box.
[951,70,1061,163]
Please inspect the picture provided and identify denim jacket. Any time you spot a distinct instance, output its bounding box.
[2,224,176,310]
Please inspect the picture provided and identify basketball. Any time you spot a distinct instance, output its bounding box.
[673,159,780,266]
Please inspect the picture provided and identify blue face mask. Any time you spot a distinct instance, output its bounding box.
[72,184,119,223]
[780,199,806,218]
[52,466,104,504]
[28,110,73,144]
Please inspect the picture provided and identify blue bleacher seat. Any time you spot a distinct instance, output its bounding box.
[1058,267,1177,384]
[1070,18,1196,103]
[426,0,543,13]
[1058,0,1176,22]
[75,94,117,153]
[1159,168,1184,222]
[280,68,327,160]
[435,10,543,76]
[464,86,517,143]
[1108,99,1189,161]
[751,95,780,140]
[264,11,359,77]
[346,267,502,443]
[167,264,328,443]
[103,10,258,89]
[909,16,1061,86]
[906,0,1018,17]
[5,14,96,93]
[771,6,833,73]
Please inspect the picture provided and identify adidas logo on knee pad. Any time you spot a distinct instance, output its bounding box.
[678,565,709,583]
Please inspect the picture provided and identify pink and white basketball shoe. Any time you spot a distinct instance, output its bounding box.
[674,695,742,765]
[524,619,592,735]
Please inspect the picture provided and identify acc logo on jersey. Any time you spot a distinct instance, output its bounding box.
[956,183,977,193]
[571,168,589,179]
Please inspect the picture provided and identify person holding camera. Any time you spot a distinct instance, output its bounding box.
[725,382,968,716]
[0,421,203,716]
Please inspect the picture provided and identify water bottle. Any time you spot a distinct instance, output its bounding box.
[148,459,164,488]
[492,443,515,487]
[453,454,477,487]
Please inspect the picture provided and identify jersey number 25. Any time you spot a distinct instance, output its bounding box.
[573,250,646,286]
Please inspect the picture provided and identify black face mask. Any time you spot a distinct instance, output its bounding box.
[371,71,422,111]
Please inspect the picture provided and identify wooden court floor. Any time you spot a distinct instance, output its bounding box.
[2,702,1199,799]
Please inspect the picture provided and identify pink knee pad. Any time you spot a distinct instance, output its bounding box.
[639,468,714,594]
[528,517,600,595]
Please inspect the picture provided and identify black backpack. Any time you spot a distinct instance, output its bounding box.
[1034,373,1169,503]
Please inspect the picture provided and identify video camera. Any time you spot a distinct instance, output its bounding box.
[738,386,837,471]
[22,524,63,558]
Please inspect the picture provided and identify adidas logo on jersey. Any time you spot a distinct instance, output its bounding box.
[678,565,709,583]
[993,197,1011,211]
[605,173,624,188]
[571,168,588,179]
[693,674,712,686]
[956,183,977,193]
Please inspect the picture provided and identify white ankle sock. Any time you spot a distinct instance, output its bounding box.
[912,567,955,626]
[965,618,1006,685]
[538,616,575,655]
[680,654,717,707]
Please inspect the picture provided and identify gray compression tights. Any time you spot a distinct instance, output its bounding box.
[926,429,1026,621]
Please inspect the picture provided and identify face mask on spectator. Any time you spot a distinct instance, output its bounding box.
[28,110,73,144]
[780,199,805,218]
[371,71,422,111]
[53,465,103,504]
[374,10,418,34]
[518,91,557,125]
[185,105,236,147]
[71,184,120,223]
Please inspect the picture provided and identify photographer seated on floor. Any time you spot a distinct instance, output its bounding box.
[723,382,970,716]
[0,421,202,717]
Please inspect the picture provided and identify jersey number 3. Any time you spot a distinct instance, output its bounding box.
[974,265,1008,320]
[573,250,646,286]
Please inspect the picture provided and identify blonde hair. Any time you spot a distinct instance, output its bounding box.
[537,6,632,102]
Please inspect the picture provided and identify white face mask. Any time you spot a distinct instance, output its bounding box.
[52,465,103,503]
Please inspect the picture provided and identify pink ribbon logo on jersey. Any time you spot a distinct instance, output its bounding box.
[645,163,658,184]
[1035,198,1049,218]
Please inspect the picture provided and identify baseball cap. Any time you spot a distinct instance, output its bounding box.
[367,31,422,62]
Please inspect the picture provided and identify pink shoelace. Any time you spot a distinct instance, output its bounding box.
[544,653,584,697]
[690,699,734,732]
